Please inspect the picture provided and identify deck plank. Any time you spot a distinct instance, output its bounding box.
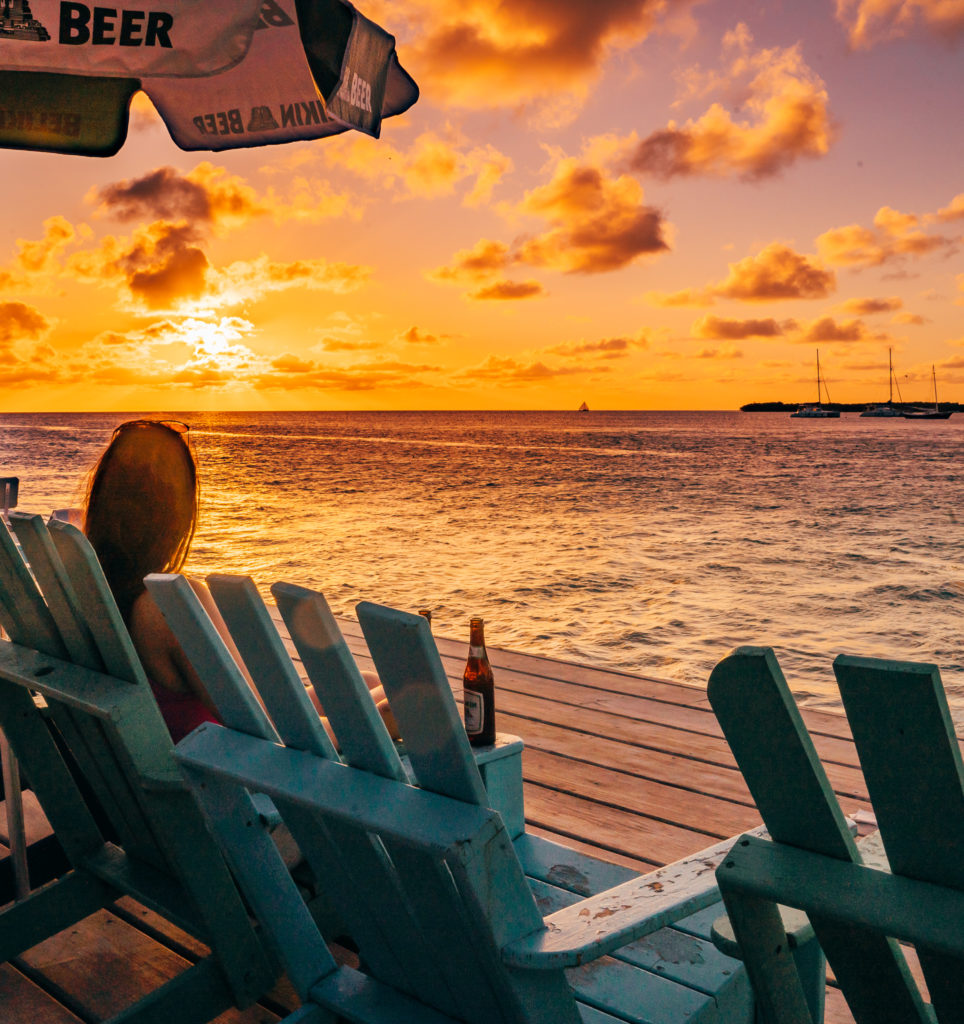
[0,962,82,1023]
[15,908,282,1023]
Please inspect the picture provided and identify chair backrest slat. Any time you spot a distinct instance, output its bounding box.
[0,676,103,863]
[381,838,514,1021]
[709,647,930,1024]
[206,574,338,759]
[356,601,489,806]
[0,518,68,659]
[8,513,102,670]
[47,520,142,683]
[46,702,167,868]
[272,583,406,780]
[835,654,964,1021]
[281,798,465,1013]
[145,573,279,742]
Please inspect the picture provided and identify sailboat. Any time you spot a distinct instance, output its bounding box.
[860,348,903,417]
[791,350,840,418]
[902,366,952,419]
[578,401,589,412]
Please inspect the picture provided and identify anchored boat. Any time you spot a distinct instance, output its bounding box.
[903,365,952,419]
[860,348,903,417]
[791,350,839,418]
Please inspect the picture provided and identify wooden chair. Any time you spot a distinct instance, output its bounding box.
[709,646,963,1024]
[0,512,278,1024]
[154,576,762,1024]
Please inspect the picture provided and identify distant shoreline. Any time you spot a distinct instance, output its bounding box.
[741,401,964,413]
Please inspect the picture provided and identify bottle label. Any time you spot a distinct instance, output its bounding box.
[464,690,483,734]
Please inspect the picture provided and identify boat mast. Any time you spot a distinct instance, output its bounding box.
[816,349,822,405]
[888,348,893,405]
[932,365,939,412]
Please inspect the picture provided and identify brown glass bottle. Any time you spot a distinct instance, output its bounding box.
[463,617,495,746]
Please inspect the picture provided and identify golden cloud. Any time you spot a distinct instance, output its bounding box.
[548,337,637,358]
[251,357,441,392]
[836,0,964,48]
[717,244,835,301]
[214,256,370,299]
[65,220,209,311]
[469,280,545,300]
[930,193,964,222]
[364,0,685,115]
[91,163,268,230]
[630,26,834,179]
[695,345,743,359]
[454,354,601,384]
[0,301,51,345]
[893,311,927,324]
[515,159,669,273]
[399,326,440,345]
[817,201,957,267]
[327,132,513,205]
[692,315,788,339]
[433,153,670,297]
[802,316,889,342]
[645,287,715,307]
[645,245,834,307]
[16,216,81,275]
[838,296,903,314]
[431,239,510,283]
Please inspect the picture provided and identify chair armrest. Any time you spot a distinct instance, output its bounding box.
[717,832,964,958]
[709,824,884,958]
[502,826,767,969]
[139,766,190,792]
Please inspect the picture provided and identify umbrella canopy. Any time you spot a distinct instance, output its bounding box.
[0,0,417,155]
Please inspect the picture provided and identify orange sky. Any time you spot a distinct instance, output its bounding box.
[1,0,963,411]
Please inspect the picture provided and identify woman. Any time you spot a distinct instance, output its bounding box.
[83,419,394,744]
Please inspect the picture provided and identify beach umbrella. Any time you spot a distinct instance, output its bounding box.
[0,0,418,155]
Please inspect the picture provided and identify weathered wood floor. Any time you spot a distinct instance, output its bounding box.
[1,618,876,1022]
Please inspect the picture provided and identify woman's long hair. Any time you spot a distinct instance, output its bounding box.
[83,421,198,622]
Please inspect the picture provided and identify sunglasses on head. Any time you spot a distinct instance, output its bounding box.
[112,419,190,437]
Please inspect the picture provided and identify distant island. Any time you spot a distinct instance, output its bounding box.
[742,401,964,413]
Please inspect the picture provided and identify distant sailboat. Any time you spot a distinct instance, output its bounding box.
[860,348,903,417]
[902,366,952,419]
[791,350,840,418]
[578,401,589,412]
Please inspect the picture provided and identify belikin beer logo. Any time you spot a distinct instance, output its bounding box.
[0,0,51,41]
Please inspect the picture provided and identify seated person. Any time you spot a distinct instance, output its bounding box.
[82,418,395,744]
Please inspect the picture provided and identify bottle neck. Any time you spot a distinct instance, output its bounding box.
[468,618,487,658]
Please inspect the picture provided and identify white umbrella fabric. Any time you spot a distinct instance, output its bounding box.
[0,0,265,77]
[0,0,417,155]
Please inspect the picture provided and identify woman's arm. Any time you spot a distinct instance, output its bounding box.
[127,590,220,714]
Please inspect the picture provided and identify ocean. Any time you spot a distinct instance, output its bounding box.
[3,410,963,721]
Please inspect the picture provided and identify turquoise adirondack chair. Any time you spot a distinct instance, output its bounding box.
[152,575,762,1024]
[0,512,278,1024]
[709,646,964,1024]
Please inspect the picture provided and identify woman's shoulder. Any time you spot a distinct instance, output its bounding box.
[127,590,176,651]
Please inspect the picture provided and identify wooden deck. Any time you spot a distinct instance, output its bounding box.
[2,618,875,1023]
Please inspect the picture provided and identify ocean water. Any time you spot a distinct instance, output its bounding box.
[3,410,964,720]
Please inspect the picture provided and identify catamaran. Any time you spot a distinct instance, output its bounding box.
[791,350,840,418]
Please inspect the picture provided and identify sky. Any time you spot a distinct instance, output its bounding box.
[1,0,963,411]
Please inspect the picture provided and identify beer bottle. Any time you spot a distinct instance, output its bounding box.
[463,617,495,746]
